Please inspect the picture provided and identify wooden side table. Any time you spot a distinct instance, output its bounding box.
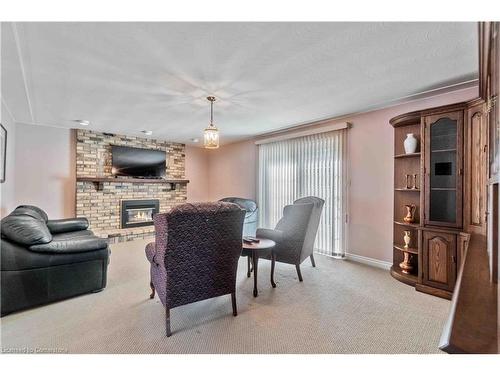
[241,238,276,297]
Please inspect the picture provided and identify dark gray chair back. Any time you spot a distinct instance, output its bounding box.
[293,196,325,262]
[219,197,258,236]
[162,202,246,309]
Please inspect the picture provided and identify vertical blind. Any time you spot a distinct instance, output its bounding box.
[258,129,347,257]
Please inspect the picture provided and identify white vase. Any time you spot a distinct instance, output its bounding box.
[404,133,418,154]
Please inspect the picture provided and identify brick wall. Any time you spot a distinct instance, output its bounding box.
[75,130,187,242]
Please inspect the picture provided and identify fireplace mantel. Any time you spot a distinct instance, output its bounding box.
[77,176,189,191]
[77,176,189,184]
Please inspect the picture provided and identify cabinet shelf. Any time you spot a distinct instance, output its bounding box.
[395,152,421,159]
[431,148,456,153]
[390,266,417,286]
[394,244,419,255]
[395,188,420,192]
[430,188,456,191]
[394,221,420,228]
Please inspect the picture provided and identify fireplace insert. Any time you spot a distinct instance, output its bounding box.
[121,199,160,229]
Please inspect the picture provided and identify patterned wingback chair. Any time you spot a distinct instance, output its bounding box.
[145,202,245,336]
[256,196,324,282]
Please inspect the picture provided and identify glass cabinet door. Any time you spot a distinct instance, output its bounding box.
[424,111,463,227]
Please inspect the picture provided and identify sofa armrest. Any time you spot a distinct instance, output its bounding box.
[256,228,284,243]
[29,237,108,254]
[47,218,89,234]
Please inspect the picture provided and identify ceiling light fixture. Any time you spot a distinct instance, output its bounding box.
[141,130,153,136]
[74,120,90,126]
[204,96,219,149]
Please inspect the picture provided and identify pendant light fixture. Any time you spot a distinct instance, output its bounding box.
[204,96,219,149]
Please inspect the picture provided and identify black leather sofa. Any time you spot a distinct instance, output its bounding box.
[219,197,258,236]
[1,205,110,316]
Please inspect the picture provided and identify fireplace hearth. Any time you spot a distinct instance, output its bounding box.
[121,199,160,229]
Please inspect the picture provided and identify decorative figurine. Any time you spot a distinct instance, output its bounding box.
[400,230,413,274]
[413,174,418,189]
[399,252,413,274]
[403,204,416,223]
[404,133,418,154]
[403,230,411,248]
[405,174,412,189]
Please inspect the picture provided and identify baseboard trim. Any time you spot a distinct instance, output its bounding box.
[344,253,392,270]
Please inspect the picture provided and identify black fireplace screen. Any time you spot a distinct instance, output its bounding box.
[121,199,160,228]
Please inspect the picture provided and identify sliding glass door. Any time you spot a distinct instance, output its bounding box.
[258,130,347,257]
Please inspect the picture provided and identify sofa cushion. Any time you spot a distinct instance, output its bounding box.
[1,239,109,271]
[52,230,95,240]
[14,205,49,222]
[29,237,108,254]
[1,214,52,245]
[47,218,89,234]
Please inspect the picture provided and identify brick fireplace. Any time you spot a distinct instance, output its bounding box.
[75,130,188,242]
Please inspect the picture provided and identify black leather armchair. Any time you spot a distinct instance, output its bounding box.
[257,196,325,282]
[219,197,258,236]
[1,205,110,316]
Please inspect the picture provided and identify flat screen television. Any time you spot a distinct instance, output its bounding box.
[111,145,166,178]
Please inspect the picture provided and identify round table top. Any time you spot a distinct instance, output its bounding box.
[242,238,276,250]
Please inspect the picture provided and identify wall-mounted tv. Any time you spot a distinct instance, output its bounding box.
[111,145,166,178]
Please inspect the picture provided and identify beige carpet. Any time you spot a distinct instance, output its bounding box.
[1,239,450,354]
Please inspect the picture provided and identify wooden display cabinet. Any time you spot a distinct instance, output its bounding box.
[390,101,487,299]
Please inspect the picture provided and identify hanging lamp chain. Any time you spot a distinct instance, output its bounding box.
[207,96,216,127]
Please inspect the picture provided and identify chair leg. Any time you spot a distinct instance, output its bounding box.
[271,252,276,288]
[247,256,252,278]
[231,292,237,316]
[295,264,303,282]
[166,307,172,337]
[310,254,316,268]
[149,281,155,299]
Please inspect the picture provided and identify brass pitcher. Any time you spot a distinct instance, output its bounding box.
[403,204,416,223]
[399,252,413,274]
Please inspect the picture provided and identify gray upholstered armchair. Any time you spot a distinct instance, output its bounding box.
[145,202,245,336]
[257,196,325,282]
[218,197,258,236]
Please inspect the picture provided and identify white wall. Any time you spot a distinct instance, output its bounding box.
[207,139,257,201]
[0,101,17,217]
[185,145,210,202]
[13,123,76,218]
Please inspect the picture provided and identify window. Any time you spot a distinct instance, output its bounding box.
[258,130,347,257]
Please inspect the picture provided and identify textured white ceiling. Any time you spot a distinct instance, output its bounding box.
[1,22,478,144]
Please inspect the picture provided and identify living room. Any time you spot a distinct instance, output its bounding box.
[0,1,499,372]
